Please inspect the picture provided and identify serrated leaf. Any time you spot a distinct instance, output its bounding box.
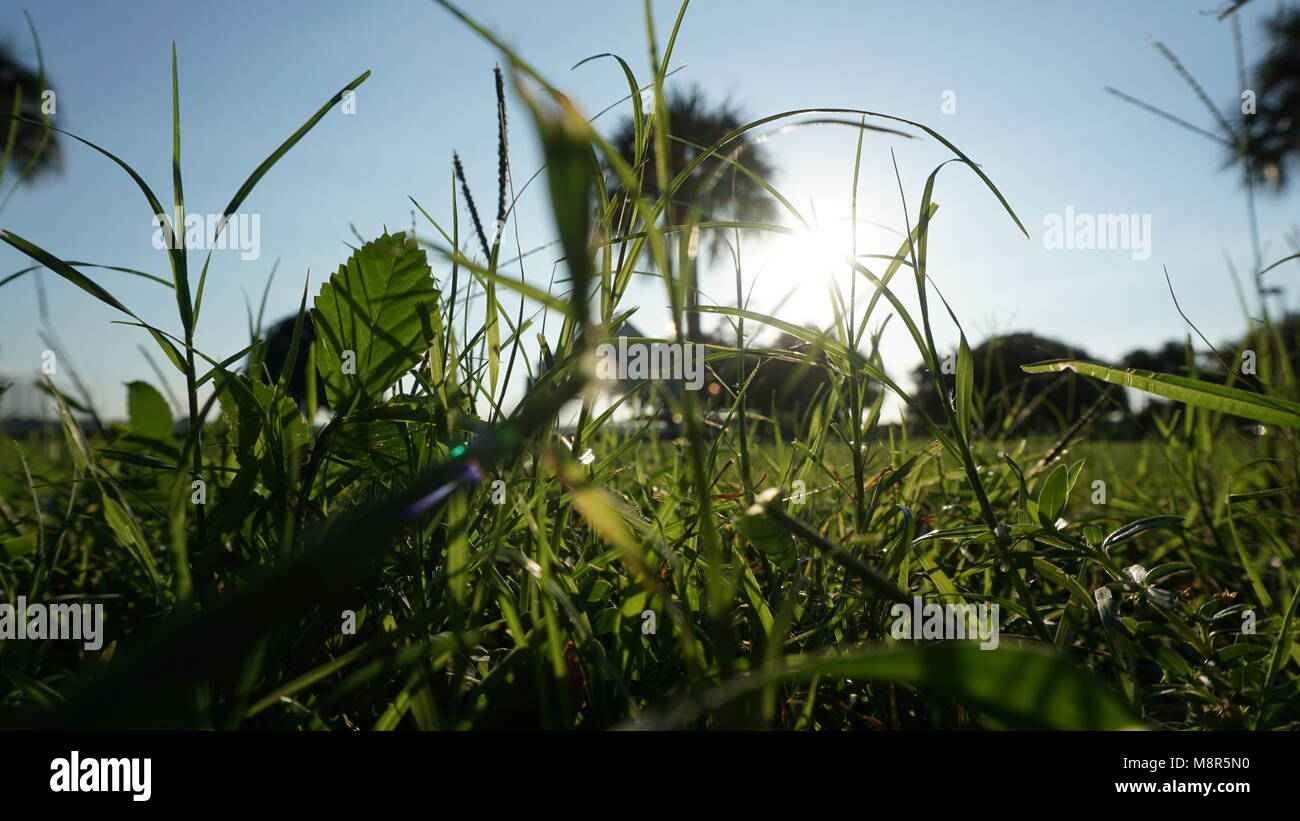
[311,232,440,410]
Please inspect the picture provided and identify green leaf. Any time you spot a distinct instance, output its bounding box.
[219,373,309,458]
[486,279,500,393]
[97,449,176,471]
[1022,359,1300,428]
[754,489,907,602]
[48,380,94,474]
[0,231,138,318]
[1033,558,1093,605]
[169,42,193,334]
[627,643,1139,731]
[519,85,596,326]
[311,232,440,410]
[1036,463,1068,526]
[955,332,973,439]
[1224,487,1273,610]
[126,381,173,441]
[102,496,163,602]
[218,71,370,225]
[1101,515,1184,549]
[1226,487,1291,504]
[1258,584,1300,730]
[2,533,35,560]
[735,496,797,571]
[1144,562,1193,584]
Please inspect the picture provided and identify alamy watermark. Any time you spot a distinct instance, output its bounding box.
[50,751,150,802]
[1043,206,1151,261]
[151,209,261,260]
[0,596,104,650]
[594,338,706,390]
[889,596,1000,650]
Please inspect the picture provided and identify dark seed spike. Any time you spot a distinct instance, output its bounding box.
[494,64,509,234]
[453,150,491,261]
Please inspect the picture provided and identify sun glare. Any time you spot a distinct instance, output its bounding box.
[769,221,855,284]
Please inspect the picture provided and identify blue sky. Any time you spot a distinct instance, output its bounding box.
[2,0,1297,421]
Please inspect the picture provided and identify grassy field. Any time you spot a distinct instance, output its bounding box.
[0,1,1296,731]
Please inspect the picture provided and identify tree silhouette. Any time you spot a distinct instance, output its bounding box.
[719,327,850,435]
[1105,11,1281,305]
[568,320,847,437]
[1119,339,1199,375]
[0,37,60,184]
[254,314,326,409]
[1241,8,1300,189]
[909,332,1120,436]
[608,86,776,341]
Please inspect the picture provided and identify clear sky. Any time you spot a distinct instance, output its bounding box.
[2,0,1297,422]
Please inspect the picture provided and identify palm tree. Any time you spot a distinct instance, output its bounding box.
[1241,7,1300,190]
[1106,12,1287,318]
[0,33,61,185]
[608,86,776,341]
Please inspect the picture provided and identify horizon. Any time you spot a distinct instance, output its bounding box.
[2,0,1298,423]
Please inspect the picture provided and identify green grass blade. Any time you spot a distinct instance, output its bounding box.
[217,70,370,228]
[625,643,1139,731]
[1023,359,1300,428]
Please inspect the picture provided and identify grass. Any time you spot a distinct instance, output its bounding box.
[0,0,1296,731]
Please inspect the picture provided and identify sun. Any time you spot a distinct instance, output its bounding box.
[767,221,856,285]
